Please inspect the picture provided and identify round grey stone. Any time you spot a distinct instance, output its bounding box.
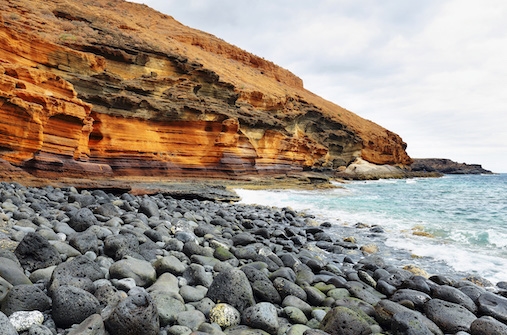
[176,310,206,331]
[139,198,159,218]
[242,302,279,334]
[68,231,100,255]
[283,306,308,325]
[478,292,507,323]
[0,276,13,301]
[150,291,185,327]
[29,266,56,284]
[109,256,156,287]
[282,295,312,317]
[153,255,187,276]
[190,297,215,317]
[251,279,282,305]
[432,284,478,313]
[179,285,207,302]
[272,277,307,301]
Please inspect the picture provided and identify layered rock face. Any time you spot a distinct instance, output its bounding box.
[0,0,412,180]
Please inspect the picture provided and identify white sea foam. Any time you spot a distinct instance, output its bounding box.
[236,174,507,285]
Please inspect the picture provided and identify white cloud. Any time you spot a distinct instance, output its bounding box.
[129,0,507,172]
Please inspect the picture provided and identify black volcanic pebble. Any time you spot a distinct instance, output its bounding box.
[320,306,377,335]
[390,288,431,311]
[183,263,212,287]
[470,315,507,335]
[272,277,307,301]
[432,284,478,313]
[251,280,282,305]
[68,231,100,254]
[206,268,255,313]
[105,287,159,335]
[391,311,434,335]
[49,255,105,295]
[477,291,507,324]
[138,198,159,218]
[52,285,101,328]
[103,233,140,260]
[68,207,99,232]
[1,284,51,316]
[68,193,96,207]
[424,298,477,333]
[14,232,61,272]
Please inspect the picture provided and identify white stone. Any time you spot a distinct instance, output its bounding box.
[9,310,44,332]
[209,303,241,328]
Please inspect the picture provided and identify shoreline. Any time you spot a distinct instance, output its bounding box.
[1,181,506,334]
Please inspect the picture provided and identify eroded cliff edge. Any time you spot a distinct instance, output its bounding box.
[0,0,412,183]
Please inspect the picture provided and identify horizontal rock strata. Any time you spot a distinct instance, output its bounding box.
[0,0,412,180]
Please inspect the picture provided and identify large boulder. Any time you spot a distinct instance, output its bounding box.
[52,285,101,328]
[478,292,507,323]
[424,298,477,333]
[105,287,159,335]
[242,302,280,334]
[14,232,61,272]
[49,255,105,295]
[1,284,51,316]
[68,208,99,232]
[206,268,255,312]
[320,306,377,335]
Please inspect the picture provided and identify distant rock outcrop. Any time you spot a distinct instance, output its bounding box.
[0,0,412,182]
[411,159,493,174]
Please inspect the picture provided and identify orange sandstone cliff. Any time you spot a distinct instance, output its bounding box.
[0,0,412,182]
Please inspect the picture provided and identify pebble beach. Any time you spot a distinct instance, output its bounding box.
[1,181,507,335]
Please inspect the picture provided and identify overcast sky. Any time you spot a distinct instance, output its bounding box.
[129,0,507,172]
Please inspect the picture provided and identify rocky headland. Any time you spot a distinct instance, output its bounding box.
[0,0,413,185]
[411,159,493,175]
[0,182,507,335]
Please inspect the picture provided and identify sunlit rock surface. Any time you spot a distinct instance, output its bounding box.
[0,0,412,181]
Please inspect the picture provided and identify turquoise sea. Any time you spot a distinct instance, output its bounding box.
[235,174,507,284]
